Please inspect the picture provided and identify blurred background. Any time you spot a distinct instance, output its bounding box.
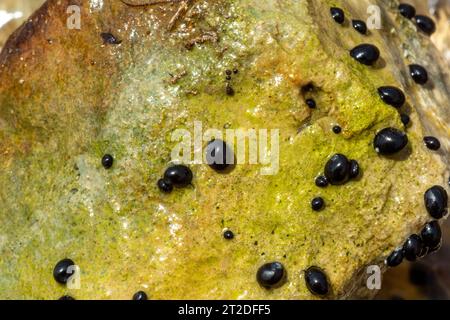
[0,0,43,50]
[0,0,449,300]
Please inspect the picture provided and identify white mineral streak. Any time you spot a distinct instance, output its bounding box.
[0,235,7,251]
[237,290,248,299]
[76,155,106,218]
[0,10,22,29]
[168,215,181,234]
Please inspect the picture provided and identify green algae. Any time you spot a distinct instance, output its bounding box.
[0,0,447,300]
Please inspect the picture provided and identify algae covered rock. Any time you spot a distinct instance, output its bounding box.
[0,0,448,299]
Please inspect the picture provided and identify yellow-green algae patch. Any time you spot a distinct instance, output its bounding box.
[0,0,448,299]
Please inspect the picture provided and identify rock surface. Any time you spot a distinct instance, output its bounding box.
[0,0,448,299]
